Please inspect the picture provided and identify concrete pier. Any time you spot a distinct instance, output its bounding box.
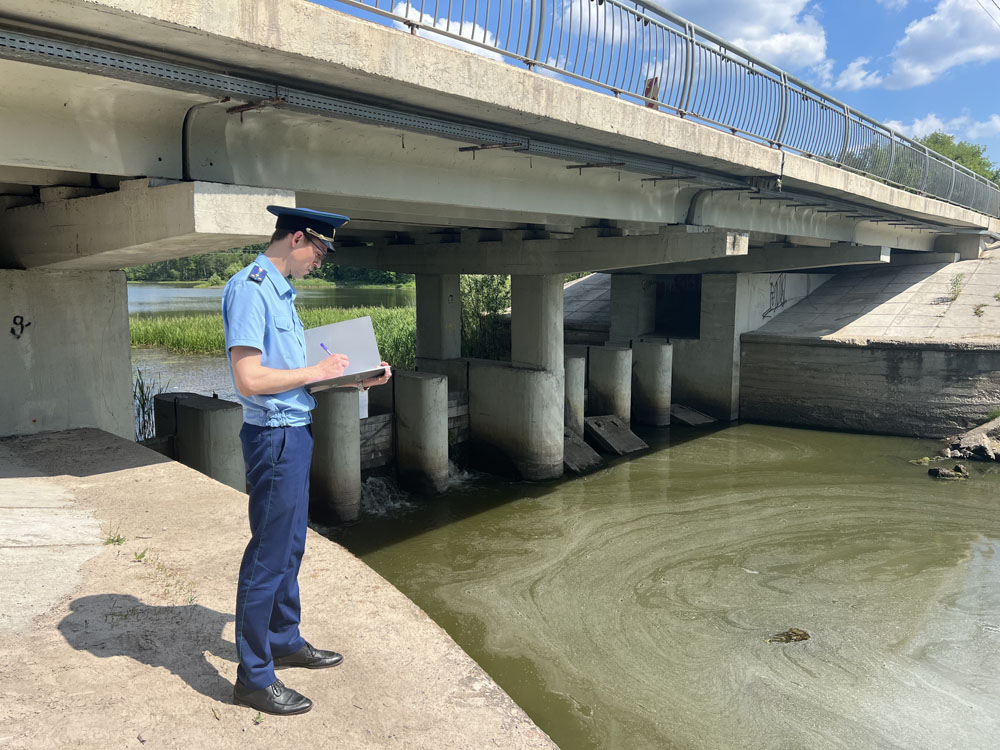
[468,361,563,480]
[588,345,632,425]
[173,394,244,491]
[394,370,449,495]
[564,353,586,436]
[310,387,362,522]
[609,274,656,345]
[512,274,564,371]
[631,339,673,427]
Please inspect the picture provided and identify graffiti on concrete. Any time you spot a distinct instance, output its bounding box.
[10,315,31,339]
[763,274,788,319]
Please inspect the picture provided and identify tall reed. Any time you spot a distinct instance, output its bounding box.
[130,307,417,369]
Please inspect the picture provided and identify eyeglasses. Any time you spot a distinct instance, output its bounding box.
[307,237,328,259]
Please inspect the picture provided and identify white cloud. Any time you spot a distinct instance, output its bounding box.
[884,0,1000,88]
[659,0,828,69]
[875,0,908,9]
[883,112,1000,141]
[390,2,504,61]
[835,57,885,91]
[810,58,835,88]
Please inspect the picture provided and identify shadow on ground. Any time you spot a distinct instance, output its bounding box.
[58,593,235,703]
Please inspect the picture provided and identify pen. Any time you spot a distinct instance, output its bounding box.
[320,343,332,356]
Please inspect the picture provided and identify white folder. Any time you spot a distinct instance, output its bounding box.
[303,316,385,393]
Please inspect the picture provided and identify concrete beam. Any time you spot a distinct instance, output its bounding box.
[624,243,890,275]
[335,226,748,275]
[0,179,293,270]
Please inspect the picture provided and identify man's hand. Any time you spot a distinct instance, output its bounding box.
[311,352,349,383]
[360,362,393,389]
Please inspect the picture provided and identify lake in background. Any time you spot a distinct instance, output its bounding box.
[127,281,415,317]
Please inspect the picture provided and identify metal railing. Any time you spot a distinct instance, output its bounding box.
[329,0,1000,217]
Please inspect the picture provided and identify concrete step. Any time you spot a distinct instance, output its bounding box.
[671,404,717,426]
[584,415,648,455]
[563,430,604,474]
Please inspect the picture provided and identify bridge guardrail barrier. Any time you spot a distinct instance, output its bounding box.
[331,0,1000,218]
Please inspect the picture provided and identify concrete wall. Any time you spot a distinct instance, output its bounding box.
[0,270,132,439]
[672,272,830,420]
[740,335,1000,437]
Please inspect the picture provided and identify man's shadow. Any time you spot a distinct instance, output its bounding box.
[58,593,235,703]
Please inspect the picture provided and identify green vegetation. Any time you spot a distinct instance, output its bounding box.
[985,407,1000,422]
[131,307,418,369]
[124,245,414,286]
[133,549,147,562]
[461,274,511,360]
[948,273,965,301]
[916,132,1000,182]
[133,367,169,441]
[974,303,987,317]
[105,531,126,546]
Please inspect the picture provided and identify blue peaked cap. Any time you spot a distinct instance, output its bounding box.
[267,205,350,251]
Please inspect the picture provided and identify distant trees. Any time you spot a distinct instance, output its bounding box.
[124,244,414,286]
[916,132,1000,182]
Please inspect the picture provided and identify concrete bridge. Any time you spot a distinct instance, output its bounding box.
[2,0,1000,485]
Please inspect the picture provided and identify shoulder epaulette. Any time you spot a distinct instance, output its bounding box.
[248,265,267,284]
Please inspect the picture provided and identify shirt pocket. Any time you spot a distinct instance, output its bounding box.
[274,316,294,332]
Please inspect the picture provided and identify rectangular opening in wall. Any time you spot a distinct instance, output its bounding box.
[654,274,701,339]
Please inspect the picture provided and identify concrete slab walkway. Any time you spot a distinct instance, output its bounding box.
[0,429,557,750]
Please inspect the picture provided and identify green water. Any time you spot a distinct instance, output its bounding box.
[332,423,1000,749]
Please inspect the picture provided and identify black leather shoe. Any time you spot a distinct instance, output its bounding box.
[273,641,344,670]
[233,678,312,716]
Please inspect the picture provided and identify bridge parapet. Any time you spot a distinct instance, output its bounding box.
[334,0,999,217]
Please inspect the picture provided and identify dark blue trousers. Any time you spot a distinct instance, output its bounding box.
[235,423,312,689]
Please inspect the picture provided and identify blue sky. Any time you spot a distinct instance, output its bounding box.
[659,0,1000,164]
[313,0,1000,165]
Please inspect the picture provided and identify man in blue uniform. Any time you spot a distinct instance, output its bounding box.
[222,205,391,716]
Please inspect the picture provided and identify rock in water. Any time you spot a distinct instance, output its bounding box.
[766,627,810,643]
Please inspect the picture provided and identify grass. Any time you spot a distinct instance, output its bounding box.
[105,532,126,546]
[995,292,1000,303]
[986,407,1000,422]
[130,306,417,369]
[974,303,987,317]
[133,367,169,441]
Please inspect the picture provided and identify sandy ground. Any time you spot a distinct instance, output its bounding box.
[0,429,557,750]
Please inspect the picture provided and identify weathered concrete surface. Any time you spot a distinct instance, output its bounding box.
[740,249,1000,437]
[0,269,132,440]
[0,429,556,749]
[0,180,292,270]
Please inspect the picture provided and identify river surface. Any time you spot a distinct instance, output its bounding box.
[330,425,1000,750]
[129,285,1000,749]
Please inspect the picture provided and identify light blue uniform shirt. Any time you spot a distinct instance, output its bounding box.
[222,254,316,427]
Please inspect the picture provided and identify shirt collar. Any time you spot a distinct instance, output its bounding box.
[255,254,294,299]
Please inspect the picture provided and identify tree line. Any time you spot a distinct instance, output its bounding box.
[124,244,413,286]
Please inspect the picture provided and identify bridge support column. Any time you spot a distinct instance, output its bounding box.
[632,339,673,426]
[512,274,564,371]
[173,395,245,491]
[564,352,585,436]
[466,274,564,480]
[1,269,132,439]
[310,388,361,523]
[414,273,467,390]
[935,234,987,260]
[394,371,449,495]
[588,345,632,425]
[609,274,657,344]
[672,274,748,421]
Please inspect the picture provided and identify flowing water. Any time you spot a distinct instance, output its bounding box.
[330,424,1000,750]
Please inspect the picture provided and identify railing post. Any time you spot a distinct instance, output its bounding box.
[836,104,850,164]
[948,162,957,202]
[885,131,896,181]
[534,0,547,63]
[771,72,788,145]
[679,22,696,115]
[920,144,929,194]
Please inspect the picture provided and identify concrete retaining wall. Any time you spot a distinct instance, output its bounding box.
[740,335,1000,437]
[0,269,132,439]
